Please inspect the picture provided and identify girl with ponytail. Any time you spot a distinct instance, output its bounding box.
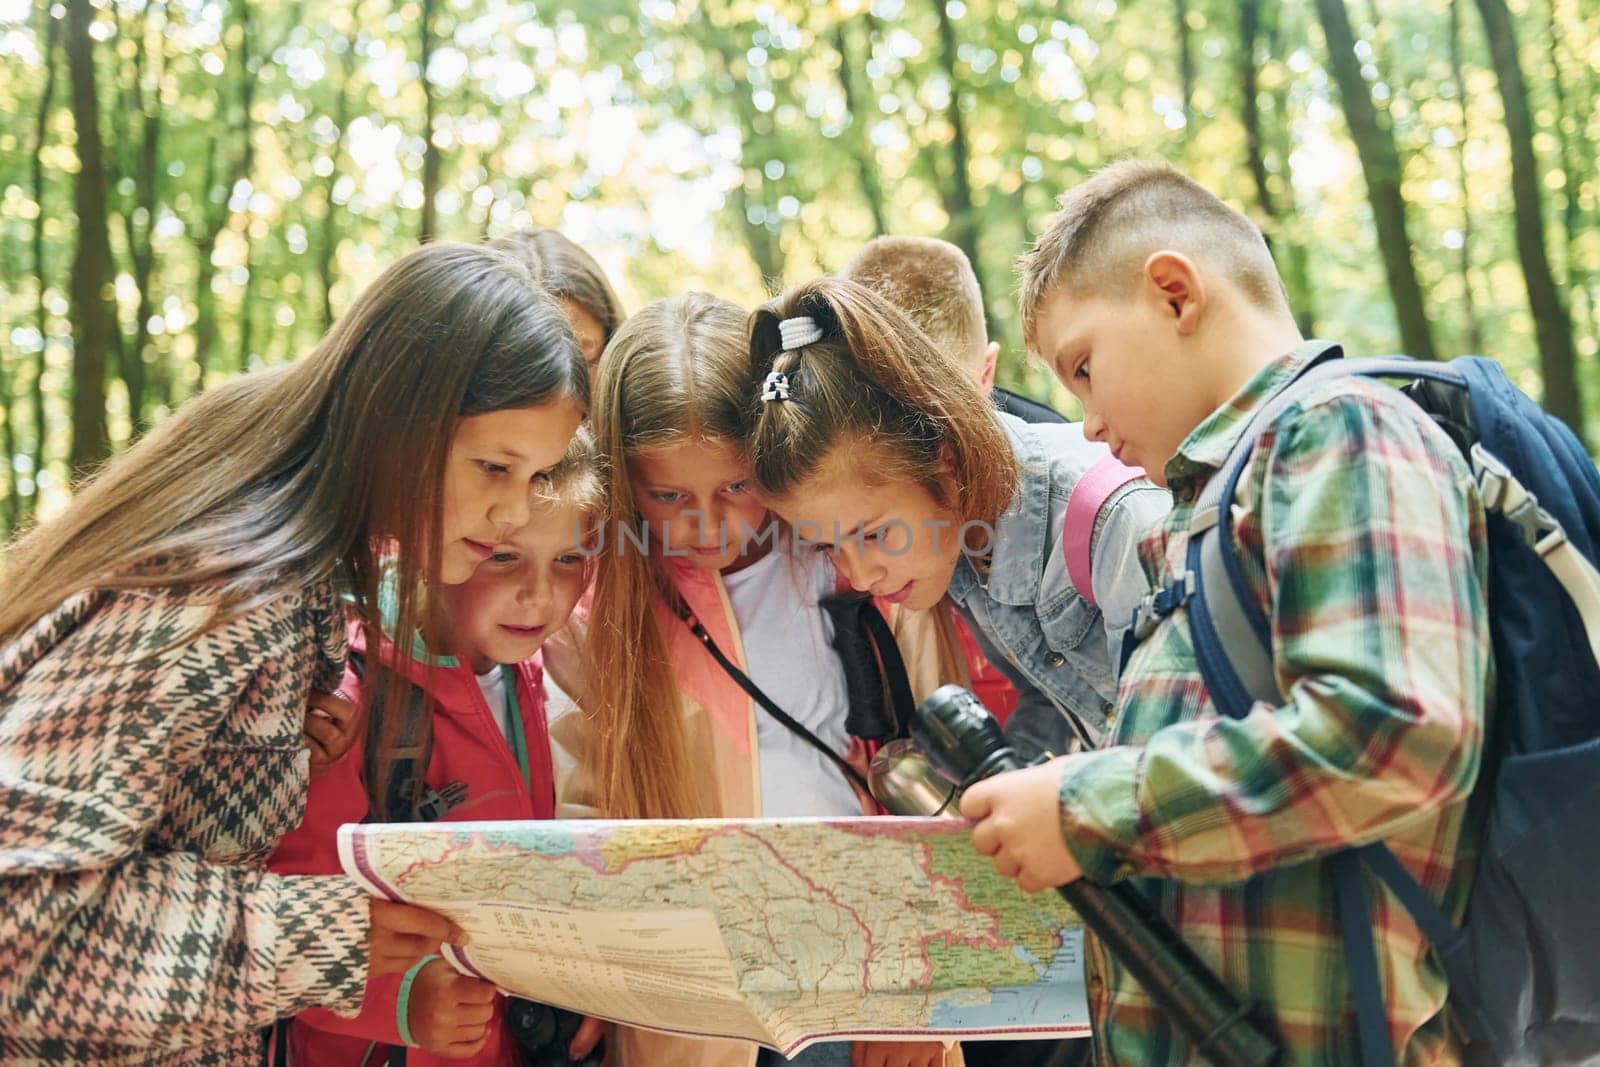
[745,278,1168,760]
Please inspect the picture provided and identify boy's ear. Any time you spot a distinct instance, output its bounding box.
[1143,251,1204,336]
[977,341,1000,393]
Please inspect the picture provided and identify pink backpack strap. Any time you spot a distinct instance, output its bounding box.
[1063,455,1145,605]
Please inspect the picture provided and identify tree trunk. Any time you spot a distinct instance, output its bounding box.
[237,235,256,372]
[1254,0,1317,336]
[701,25,785,287]
[1314,0,1438,361]
[1474,0,1585,440]
[65,0,115,479]
[319,25,358,330]
[26,5,61,520]
[930,0,989,338]
[419,0,440,243]
[832,21,889,237]
[0,355,15,534]
[115,0,162,435]
[1177,0,1195,137]
[1,340,16,532]
[1448,0,1485,355]
[190,1,255,390]
[1240,0,1274,251]
[190,150,222,391]
[1544,0,1590,354]
[732,172,784,288]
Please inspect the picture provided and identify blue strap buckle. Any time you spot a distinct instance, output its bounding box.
[1131,570,1195,641]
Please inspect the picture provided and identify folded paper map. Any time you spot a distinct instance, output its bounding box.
[338,817,1088,1055]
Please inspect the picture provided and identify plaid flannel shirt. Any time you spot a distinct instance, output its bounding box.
[1056,345,1493,1065]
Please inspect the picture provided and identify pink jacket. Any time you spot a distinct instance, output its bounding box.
[269,619,556,1067]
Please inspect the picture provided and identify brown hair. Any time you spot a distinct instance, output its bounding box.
[842,236,988,372]
[0,242,587,820]
[1017,159,1289,347]
[746,277,1017,529]
[584,292,752,819]
[490,227,625,345]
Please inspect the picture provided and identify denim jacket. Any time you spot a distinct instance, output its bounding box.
[947,413,1171,756]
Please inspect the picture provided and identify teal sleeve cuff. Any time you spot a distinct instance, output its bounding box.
[396,954,441,1048]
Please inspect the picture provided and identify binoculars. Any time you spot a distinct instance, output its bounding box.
[504,998,604,1067]
[877,685,1280,1067]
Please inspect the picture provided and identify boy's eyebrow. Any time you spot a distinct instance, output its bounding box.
[1043,335,1075,367]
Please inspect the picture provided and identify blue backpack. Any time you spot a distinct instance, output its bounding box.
[1136,344,1600,1065]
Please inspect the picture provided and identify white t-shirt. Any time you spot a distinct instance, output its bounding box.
[720,544,861,818]
[475,667,514,743]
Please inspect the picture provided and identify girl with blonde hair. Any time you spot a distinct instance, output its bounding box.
[575,291,961,1067]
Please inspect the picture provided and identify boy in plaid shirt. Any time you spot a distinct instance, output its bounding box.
[963,160,1493,1064]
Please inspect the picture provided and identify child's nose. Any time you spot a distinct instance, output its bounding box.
[1082,409,1109,444]
[517,572,552,607]
[834,547,874,593]
[489,485,532,532]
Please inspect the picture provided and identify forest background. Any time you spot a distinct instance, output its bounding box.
[2,0,1597,531]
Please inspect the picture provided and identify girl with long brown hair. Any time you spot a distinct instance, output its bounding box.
[0,242,587,1063]
[489,227,626,383]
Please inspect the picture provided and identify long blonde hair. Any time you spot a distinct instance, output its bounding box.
[586,292,752,819]
[0,242,588,817]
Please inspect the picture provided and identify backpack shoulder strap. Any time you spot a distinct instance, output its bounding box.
[1126,342,1358,712]
[1062,454,1146,607]
[1177,350,1499,1065]
[356,650,438,823]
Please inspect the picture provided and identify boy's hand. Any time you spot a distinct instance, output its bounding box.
[850,1039,948,1067]
[406,957,498,1059]
[961,759,1085,893]
[368,899,467,977]
[305,691,364,780]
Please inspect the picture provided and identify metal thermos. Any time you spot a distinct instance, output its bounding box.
[867,738,959,816]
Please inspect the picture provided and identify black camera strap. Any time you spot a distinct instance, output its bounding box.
[679,611,871,795]
[817,591,916,743]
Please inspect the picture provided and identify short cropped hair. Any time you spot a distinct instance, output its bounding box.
[842,236,988,372]
[1017,159,1290,346]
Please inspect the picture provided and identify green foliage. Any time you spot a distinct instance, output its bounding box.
[1,0,1597,529]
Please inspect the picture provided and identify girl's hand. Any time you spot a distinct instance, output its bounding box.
[961,758,1085,893]
[850,1039,949,1067]
[845,737,877,814]
[406,957,498,1059]
[305,691,364,780]
[570,1014,605,1059]
[368,899,466,977]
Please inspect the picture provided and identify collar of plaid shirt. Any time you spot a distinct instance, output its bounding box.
[1162,340,1336,495]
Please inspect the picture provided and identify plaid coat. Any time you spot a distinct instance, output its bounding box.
[0,580,371,1064]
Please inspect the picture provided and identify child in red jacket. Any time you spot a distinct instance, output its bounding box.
[271,430,603,1067]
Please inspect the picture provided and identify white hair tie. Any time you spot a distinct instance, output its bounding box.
[778,316,823,351]
[761,371,791,403]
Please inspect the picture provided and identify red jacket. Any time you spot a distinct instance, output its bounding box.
[269,619,556,1067]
